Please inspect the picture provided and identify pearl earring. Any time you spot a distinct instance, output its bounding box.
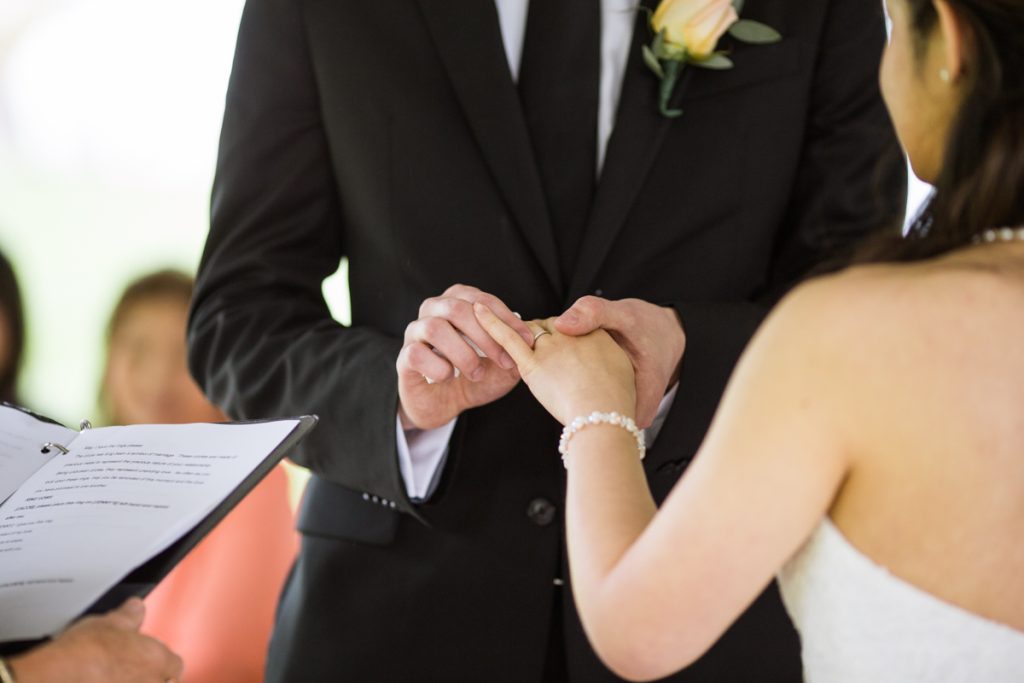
[939,68,951,83]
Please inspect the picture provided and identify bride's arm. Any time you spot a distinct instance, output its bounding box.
[475,281,855,681]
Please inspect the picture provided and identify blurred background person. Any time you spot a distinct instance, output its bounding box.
[101,269,297,683]
[0,245,25,406]
[0,250,182,681]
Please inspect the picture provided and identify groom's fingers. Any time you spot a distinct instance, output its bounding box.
[442,285,536,347]
[418,296,514,369]
[404,317,487,380]
[473,303,534,369]
[398,341,455,384]
[554,296,624,336]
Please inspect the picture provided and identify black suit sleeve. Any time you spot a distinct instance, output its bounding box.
[659,0,906,461]
[188,0,407,508]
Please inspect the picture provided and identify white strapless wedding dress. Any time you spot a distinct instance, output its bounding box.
[777,518,1024,682]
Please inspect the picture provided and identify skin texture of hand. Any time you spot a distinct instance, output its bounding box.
[473,304,637,426]
[397,285,537,430]
[9,598,184,683]
[554,297,686,428]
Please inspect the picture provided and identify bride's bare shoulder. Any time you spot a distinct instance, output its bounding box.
[766,263,919,337]
[768,252,1024,361]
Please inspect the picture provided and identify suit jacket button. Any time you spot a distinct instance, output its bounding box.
[526,498,556,527]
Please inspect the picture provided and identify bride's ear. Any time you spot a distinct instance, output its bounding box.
[933,0,967,84]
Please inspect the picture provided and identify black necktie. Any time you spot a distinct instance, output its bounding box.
[518,0,601,282]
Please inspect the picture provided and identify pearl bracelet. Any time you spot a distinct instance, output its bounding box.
[559,411,646,468]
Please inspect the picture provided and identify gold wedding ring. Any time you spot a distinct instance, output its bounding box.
[533,329,551,342]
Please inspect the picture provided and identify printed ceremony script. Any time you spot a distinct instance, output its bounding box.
[0,404,315,642]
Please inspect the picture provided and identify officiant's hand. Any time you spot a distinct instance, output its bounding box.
[398,285,536,430]
[472,306,636,426]
[8,598,183,683]
[554,297,685,429]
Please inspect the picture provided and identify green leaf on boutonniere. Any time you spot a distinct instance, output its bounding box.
[693,53,734,70]
[731,0,746,13]
[642,45,665,79]
[652,29,664,52]
[651,29,672,61]
[728,19,782,44]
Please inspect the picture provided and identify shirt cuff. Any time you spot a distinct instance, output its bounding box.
[395,414,457,502]
[645,383,679,449]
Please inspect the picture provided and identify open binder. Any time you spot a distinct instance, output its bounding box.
[0,402,317,653]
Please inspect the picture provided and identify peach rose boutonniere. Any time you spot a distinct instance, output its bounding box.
[643,0,781,117]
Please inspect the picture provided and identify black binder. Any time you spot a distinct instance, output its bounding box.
[0,403,317,654]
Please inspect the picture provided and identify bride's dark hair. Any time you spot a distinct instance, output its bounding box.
[856,0,1024,263]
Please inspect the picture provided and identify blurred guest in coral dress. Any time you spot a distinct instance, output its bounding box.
[102,270,298,682]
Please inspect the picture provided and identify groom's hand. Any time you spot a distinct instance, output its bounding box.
[555,297,685,429]
[397,285,536,430]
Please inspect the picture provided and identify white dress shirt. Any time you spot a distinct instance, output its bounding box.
[397,0,670,501]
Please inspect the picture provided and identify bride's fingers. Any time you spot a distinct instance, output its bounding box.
[524,321,547,341]
[473,303,534,368]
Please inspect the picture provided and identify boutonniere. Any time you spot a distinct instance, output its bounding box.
[642,0,782,118]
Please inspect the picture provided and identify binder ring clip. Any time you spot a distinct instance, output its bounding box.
[79,419,92,431]
[41,442,70,455]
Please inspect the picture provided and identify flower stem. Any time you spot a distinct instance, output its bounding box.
[658,60,685,118]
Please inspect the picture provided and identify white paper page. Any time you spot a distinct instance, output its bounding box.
[0,407,76,504]
[0,419,298,642]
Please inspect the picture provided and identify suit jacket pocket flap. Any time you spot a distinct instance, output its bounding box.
[297,475,399,546]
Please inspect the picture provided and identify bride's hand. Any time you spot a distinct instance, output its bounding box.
[473,303,636,425]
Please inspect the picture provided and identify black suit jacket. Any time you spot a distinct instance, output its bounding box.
[189,0,904,680]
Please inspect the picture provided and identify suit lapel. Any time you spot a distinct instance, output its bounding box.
[568,0,692,301]
[414,0,562,296]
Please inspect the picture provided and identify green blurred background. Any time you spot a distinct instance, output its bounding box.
[0,0,350,425]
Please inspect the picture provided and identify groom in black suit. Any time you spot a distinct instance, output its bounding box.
[189,0,904,680]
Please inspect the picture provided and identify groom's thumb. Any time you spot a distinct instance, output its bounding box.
[555,296,607,336]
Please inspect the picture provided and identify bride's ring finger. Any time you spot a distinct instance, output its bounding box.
[526,322,550,346]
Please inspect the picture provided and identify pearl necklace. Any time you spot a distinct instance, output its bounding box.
[972,226,1024,245]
